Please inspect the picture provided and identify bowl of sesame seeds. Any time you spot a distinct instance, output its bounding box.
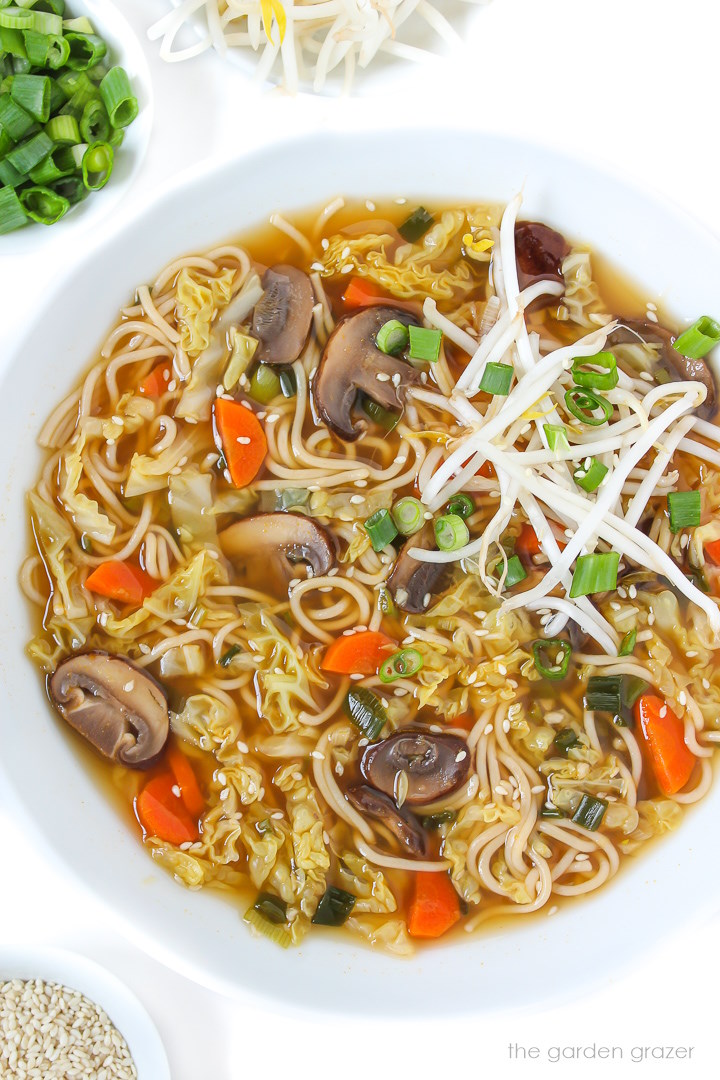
[0,947,169,1080]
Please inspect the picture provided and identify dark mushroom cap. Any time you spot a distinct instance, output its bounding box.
[219,512,336,577]
[312,306,421,441]
[514,221,570,296]
[609,318,717,420]
[346,784,427,857]
[361,729,471,806]
[48,651,169,768]
[252,264,315,366]
[387,523,446,613]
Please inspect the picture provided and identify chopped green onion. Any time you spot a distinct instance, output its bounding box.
[420,809,457,830]
[219,644,242,667]
[573,457,608,493]
[249,362,281,404]
[564,387,613,426]
[344,686,387,741]
[0,92,34,138]
[0,25,27,58]
[571,350,618,391]
[377,586,397,618]
[376,318,409,356]
[5,127,50,171]
[99,65,138,128]
[252,892,287,924]
[434,513,469,552]
[312,886,356,926]
[79,96,108,141]
[44,111,78,143]
[408,325,442,363]
[554,728,580,754]
[62,16,95,34]
[28,144,71,183]
[244,904,292,948]
[398,205,434,243]
[540,804,565,819]
[571,793,607,831]
[0,7,33,30]
[494,553,527,590]
[544,423,570,454]
[10,72,50,121]
[44,31,70,68]
[569,552,619,597]
[667,489,701,533]
[378,647,423,684]
[363,507,398,551]
[585,675,622,713]
[391,496,424,536]
[81,139,112,189]
[56,67,91,98]
[19,182,67,223]
[0,125,14,157]
[21,28,50,67]
[445,493,474,520]
[79,533,93,554]
[50,172,86,204]
[479,361,513,396]
[360,393,399,431]
[618,628,637,657]
[28,9,62,36]
[0,183,26,231]
[0,157,26,185]
[278,367,296,398]
[532,638,572,681]
[107,125,123,148]
[673,316,720,359]
[64,30,106,70]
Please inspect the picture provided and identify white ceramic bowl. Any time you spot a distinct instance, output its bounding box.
[1,0,153,254]
[0,131,718,1016]
[0,946,169,1078]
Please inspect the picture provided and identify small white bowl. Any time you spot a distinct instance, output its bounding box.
[1,0,153,254]
[0,946,169,1079]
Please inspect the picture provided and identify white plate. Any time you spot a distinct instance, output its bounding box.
[0,946,169,1078]
[0,130,718,1016]
[1,0,153,254]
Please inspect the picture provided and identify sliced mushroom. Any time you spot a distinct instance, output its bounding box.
[362,729,471,806]
[312,306,421,441]
[48,651,168,768]
[219,512,335,577]
[346,784,427,857]
[252,264,315,366]
[514,221,570,295]
[609,318,717,419]
[387,523,446,613]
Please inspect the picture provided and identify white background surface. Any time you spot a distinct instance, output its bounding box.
[1,0,719,1076]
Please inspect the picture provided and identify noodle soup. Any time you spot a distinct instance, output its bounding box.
[22,196,720,953]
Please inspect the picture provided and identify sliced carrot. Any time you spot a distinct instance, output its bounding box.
[451,713,475,732]
[139,361,172,397]
[476,460,495,479]
[321,631,396,676]
[342,276,388,308]
[634,694,696,796]
[407,872,461,939]
[135,774,198,846]
[85,561,155,605]
[214,397,268,488]
[167,745,205,817]
[704,538,720,565]
[516,522,541,557]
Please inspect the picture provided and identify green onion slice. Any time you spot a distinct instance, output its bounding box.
[344,687,387,741]
[585,673,648,726]
[378,648,423,684]
[398,205,434,243]
[99,65,138,128]
[249,362,281,404]
[312,886,356,927]
[278,367,296,398]
[64,30,106,70]
[0,183,27,233]
[44,112,79,144]
[673,316,720,360]
[544,423,570,454]
[391,496,424,536]
[219,644,242,667]
[408,324,442,363]
[618,628,637,657]
[532,638,572,681]
[420,809,457,830]
[10,72,50,122]
[242,905,291,948]
[494,553,527,590]
[81,139,112,189]
[571,350,618,391]
[572,793,607,831]
[667,489,701,533]
[479,361,513,396]
[434,513,469,552]
[376,318,409,356]
[253,892,287,924]
[79,96,108,142]
[445,493,474,519]
[19,182,67,223]
[573,457,608,493]
[569,552,619,597]
[564,387,613,427]
[360,393,399,431]
[6,127,50,171]
[554,728,580,754]
[0,93,35,139]
[364,507,398,552]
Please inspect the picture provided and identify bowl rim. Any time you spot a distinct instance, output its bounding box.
[2,127,720,1017]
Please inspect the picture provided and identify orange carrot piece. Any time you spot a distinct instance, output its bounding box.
[407,873,461,939]
[634,694,696,796]
[516,523,541,557]
[135,774,198,845]
[139,361,172,397]
[214,397,268,488]
[167,745,205,817]
[342,277,387,308]
[85,561,154,605]
[704,538,720,565]
[321,631,396,675]
[476,460,495,479]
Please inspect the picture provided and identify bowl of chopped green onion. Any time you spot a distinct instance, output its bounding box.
[0,0,152,246]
